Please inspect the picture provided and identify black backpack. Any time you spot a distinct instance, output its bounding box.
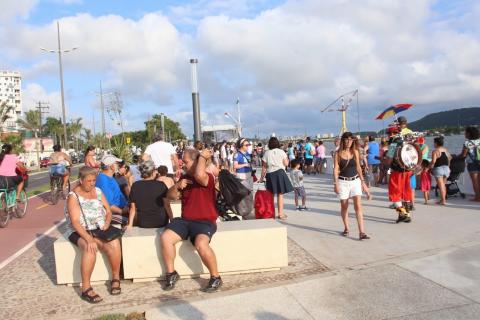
[217,169,250,209]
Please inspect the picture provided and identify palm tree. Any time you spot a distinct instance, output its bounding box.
[82,128,93,147]
[69,118,83,151]
[17,110,41,137]
[0,101,14,132]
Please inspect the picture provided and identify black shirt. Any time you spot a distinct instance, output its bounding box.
[129,180,168,228]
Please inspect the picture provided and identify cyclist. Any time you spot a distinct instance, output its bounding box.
[0,144,26,201]
[49,144,72,190]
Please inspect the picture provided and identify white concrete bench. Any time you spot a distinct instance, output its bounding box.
[122,219,288,282]
[54,234,113,285]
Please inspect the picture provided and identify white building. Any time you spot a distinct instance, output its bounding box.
[0,71,22,132]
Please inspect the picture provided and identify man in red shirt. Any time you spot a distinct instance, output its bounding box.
[162,147,222,292]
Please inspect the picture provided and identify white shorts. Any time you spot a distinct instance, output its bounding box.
[338,178,362,200]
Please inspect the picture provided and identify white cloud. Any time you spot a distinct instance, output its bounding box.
[3,0,480,136]
[21,83,62,118]
[0,0,38,20]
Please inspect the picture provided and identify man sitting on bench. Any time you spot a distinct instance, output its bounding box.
[161,147,222,293]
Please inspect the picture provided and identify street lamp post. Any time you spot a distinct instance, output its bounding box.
[190,59,201,142]
[224,112,241,138]
[40,21,78,149]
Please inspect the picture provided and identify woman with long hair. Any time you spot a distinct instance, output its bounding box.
[333,132,370,240]
[84,145,100,169]
[430,136,451,205]
[0,144,26,200]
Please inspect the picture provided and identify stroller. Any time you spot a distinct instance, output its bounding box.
[435,157,466,199]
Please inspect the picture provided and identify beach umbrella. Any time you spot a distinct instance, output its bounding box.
[375,104,413,120]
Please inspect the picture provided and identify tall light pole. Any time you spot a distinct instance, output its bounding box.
[224,112,241,138]
[40,21,78,149]
[160,113,165,138]
[236,97,242,137]
[190,58,201,142]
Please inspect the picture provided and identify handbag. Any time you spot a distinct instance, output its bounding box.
[73,192,124,242]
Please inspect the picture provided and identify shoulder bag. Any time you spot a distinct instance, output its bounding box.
[73,191,124,242]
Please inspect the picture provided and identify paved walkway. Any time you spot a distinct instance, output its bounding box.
[0,173,479,319]
[145,174,480,320]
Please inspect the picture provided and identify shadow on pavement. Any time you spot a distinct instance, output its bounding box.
[148,296,206,320]
[255,311,290,320]
[35,233,59,285]
[307,208,395,224]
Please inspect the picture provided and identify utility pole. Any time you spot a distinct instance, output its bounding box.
[100,81,106,147]
[190,58,201,142]
[36,101,50,170]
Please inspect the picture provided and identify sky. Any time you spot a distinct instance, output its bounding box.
[1,0,479,139]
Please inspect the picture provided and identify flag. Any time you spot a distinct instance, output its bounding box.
[375,104,413,120]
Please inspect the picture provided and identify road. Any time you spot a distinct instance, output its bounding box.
[0,164,82,265]
[27,164,81,190]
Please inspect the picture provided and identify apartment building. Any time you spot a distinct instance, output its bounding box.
[0,71,22,132]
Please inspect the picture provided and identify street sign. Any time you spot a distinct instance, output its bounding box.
[126,137,131,145]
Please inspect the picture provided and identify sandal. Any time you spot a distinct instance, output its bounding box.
[278,215,288,220]
[359,233,370,240]
[110,279,121,295]
[81,287,103,304]
[342,229,349,237]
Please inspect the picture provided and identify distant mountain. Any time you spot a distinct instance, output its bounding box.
[408,107,480,131]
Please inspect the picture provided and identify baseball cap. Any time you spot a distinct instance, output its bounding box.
[101,154,122,166]
[397,116,407,124]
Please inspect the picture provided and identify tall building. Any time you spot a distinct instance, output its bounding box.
[0,71,22,132]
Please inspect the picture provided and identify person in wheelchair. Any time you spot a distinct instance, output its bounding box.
[49,144,72,190]
[0,144,26,201]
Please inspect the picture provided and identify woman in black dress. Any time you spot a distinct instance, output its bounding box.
[126,160,171,229]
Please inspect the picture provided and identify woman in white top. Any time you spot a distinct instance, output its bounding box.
[65,166,122,303]
[259,137,293,219]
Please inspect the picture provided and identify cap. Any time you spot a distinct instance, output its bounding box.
[397,116,407,124]
[101,154,122,166]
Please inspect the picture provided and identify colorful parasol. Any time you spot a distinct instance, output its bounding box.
[375,104,413,120]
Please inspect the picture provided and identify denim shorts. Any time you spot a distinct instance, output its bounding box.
[49,164,66,176]
[432,165,450,178]
[467,162,480,173]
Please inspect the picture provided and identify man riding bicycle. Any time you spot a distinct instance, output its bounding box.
[49,144,72,190]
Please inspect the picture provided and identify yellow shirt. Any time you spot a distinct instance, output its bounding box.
[401,127,413,136]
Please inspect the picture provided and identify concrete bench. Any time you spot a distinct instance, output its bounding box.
[122,219,288,282]
[54,234,113,285]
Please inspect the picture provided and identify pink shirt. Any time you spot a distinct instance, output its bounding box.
[0,154,19,176]
[316,145,326,158]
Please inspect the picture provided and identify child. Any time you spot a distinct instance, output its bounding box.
[289,159,307,211]
[420,159,431,204]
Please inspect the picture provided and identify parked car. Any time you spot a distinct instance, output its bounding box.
[40,158,50,168]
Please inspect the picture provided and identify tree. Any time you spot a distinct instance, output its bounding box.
[82,128,93,147]
[0,101,13,132]
[42,117,63,143]
[17,110,41,136]
[144,114,186,143]
[69,118,83,151]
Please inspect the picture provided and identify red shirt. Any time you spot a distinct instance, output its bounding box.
[181,173,217,224]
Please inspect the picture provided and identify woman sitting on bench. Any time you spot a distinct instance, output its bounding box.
[65,166,122,304]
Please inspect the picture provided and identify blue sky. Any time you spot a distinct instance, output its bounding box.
[1,0,479,138]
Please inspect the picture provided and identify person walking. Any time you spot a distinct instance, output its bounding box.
[459,126,480,201]
[315,140,326,174]
[304,137,315,175]
[84,145,100,169]
[290,159,307,210]
[259,137,293,220]
[233,138,254,219]
[430,136,451,205]
[333,132,370,240]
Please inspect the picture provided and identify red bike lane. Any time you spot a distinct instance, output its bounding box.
[0,191,66,266]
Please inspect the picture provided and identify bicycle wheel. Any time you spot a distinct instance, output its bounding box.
[51,178,59,205]
[0,193,9,228]
[15,190,28,218]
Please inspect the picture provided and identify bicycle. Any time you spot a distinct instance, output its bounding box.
[0,186,28,228]
[50,167,71,205]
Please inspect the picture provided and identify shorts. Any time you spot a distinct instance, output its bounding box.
[467,162,480,173]
[389,171,412,202]
[314,158,324,166]
[432,165,450,178]
[166,218,217,245]
[294,186,306,198]
[304,158,313,166]
[68,232,81,245]
[49,164,66,176]
[369,164,380,174]
[338,178,362,200]
[0,175,23,189]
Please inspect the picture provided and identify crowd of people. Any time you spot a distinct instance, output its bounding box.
[13,118,474,304]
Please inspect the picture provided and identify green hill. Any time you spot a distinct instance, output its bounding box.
[408,107,480,131]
